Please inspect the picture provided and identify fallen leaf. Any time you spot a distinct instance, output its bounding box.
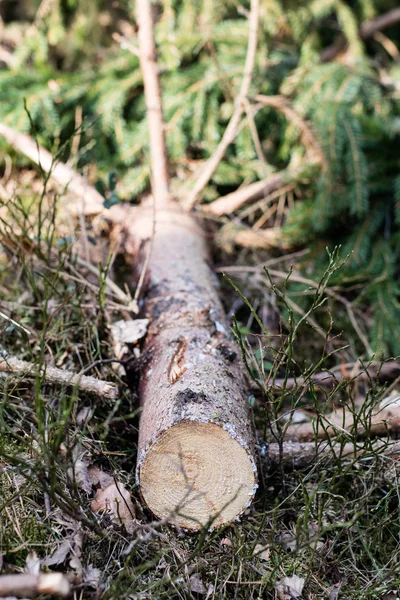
[275,574,305,599]
[91,482,135,533]
[288,410,309,424]
[110,319,149,359]
[189,573,207,595]
[72,458,92,494]
[87,465,114,489]
[25,551,40,575]
[45,540,72,567]
[328,583,341,600]
[67,446,92,494]
[84,565,101,588]
[205,584,215,599]
[253,544,270,561]
[76,406,93,426]
[69,555,83,578]
[220,537,232,548]
[278,531,297,552]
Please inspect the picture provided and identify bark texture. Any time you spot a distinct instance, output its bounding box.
[124,205,257,530]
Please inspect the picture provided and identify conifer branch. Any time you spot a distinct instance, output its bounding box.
[183,0,260,211]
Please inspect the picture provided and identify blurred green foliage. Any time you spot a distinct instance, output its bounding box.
[1,0,400,355]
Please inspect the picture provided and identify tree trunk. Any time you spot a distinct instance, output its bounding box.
[124,205,257,530]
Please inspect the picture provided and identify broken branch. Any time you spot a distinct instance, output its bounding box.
[184,0,260,210]
[284,403,400,442]
[0,122,105,215]
[0,355,119,400]
[267,439,400,470]
[203,172,285,217]
[0,572,70,599]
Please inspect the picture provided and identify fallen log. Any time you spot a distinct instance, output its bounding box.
[126,206,257,529]
[129,0,257,530]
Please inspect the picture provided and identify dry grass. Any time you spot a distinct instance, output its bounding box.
[0,186,400,600]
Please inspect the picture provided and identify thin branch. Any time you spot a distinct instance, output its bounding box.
[321,7,400,63]
[136,0,170,209]
[267,360,400,391]
[202,172,285,217]
[267,439,400,470]
[284,403,400,442]
[0,122,105,216]
[0,355,119,400]
[360,8,400,40]
[253,95,326,166]
[183,0,260,210]
[217,223,285,252]
[112,32,140,57]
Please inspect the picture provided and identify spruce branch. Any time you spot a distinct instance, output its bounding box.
[183,0,260,211]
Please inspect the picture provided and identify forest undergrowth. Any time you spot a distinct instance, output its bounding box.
[0,192,399,599]
[1,0,400,598]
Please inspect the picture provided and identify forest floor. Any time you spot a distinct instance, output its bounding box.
[1,189,400,600]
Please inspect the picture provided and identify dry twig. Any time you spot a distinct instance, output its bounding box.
[183,0,260,210]
[253,95,325,167]
[202,172,285,217]
[271,360,400,390]
[268,439,400,470]
[321,7,400,62]
[0,572,70,598]
[0,122,105,215]
[0,355,119,400]
[284,403,400,442]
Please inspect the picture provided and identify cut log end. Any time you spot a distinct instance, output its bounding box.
[138,420,257,531]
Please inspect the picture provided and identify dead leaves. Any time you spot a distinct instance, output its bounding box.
[91,481,136,534]
[67,446,136,534]
[110,318,149,367]
[253,543,270,561]
[275,574,305,599]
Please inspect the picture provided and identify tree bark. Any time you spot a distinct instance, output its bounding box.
[133,0,257,530]
[124,205,257,530]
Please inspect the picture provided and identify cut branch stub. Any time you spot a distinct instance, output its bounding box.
[125,204,257,530]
